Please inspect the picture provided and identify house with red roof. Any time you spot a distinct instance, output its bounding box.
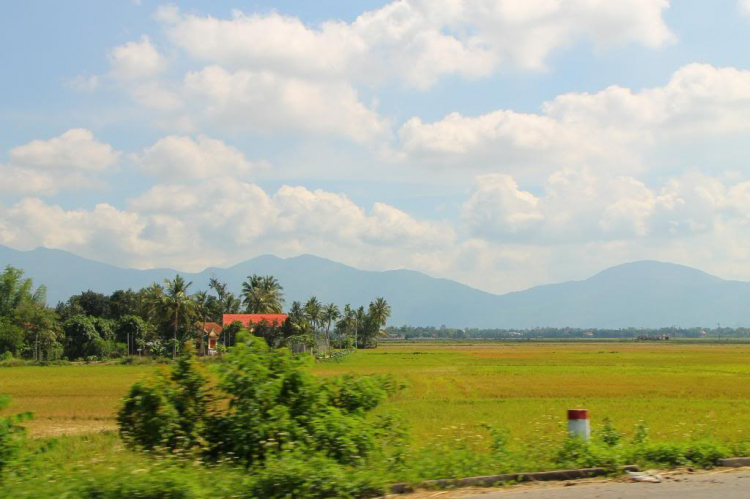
[222,314,289,329]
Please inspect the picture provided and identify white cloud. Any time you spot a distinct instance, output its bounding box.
[398,64,750,178]
[108,35,166,81]
[9,129,119,171]
[134,134,264,180]
[0,129,120,196]
[184,66,387,142]
[157,0,673,89]
[461,174,543,237]
[740,0,750,17]
[0,178,445,271]
[461,169,750,245]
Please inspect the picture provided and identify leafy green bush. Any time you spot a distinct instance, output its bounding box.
[0,396,31,478]
[118,343,208,451]
[243,451,383,499]
[204,334,399,466]
[119,333,401,472]
[554,437,621,470]
[76,466,199,498]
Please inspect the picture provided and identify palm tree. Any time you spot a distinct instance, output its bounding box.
[224,293,242,313]
[336,304,355,349]
[159,275,195,359]
[242,275,284,313]
[304,297,322,352]
[321,303,340,353]
[355,306,367,349]
[193,290,209,355]
[369,297,391,332]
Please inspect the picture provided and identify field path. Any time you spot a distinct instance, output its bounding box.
[406,469,750,499]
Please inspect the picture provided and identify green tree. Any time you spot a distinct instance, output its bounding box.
[368,297,391,331]
[241,275,284,314]
[109,289,141,320]
[17,301,60,360]
[118,343,208,450]
[62,315,103,360]
[0,266,38,318]
[116,315,150,356]
[0,319,24,357]
[321,303,340,352]
[193,291,210,355]
[151,276,195,359]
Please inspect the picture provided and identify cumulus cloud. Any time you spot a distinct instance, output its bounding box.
[0,129,120,196]
[108,35,167,81]
[741,0,750,17]
[9,129,119,171]
[398,64,750,178]
[0,179,454,271]
[461,170,750,245]
[183,66,387,142]
[133,134,265,180]
[157,0,673,89]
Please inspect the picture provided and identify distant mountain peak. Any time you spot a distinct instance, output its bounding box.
[589,260,723,284]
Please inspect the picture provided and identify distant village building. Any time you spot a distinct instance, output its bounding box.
[199,315,290,356]
[199,322,223,355]
[222,314,289,329]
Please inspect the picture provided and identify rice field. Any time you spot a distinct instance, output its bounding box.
[2,342,750,446]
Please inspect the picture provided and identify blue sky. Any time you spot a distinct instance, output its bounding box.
[2,0,750,294]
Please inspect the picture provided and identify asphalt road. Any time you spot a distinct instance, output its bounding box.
[429,470,750,499]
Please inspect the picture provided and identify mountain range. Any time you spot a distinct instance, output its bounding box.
[1,245,748,328]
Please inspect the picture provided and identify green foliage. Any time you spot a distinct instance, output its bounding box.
[326,374,394,414]
[119,333,399,475]
[244,451,384,499]
[599,417,622,447]
[0,318,24,357]
[118,344,208,451]
[0,396,32,478]
[76,466,198,498]
[63,315,103,360]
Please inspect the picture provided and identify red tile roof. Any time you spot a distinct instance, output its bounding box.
[202,322,223,334]
[222,314,288,328]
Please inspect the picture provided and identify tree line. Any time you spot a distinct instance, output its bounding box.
[0,265,391,362]
[386,325,750,340]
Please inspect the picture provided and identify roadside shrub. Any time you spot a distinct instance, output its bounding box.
[119,333,401,472]
[599,417,622,447]
[243,451,384,499]
[76,466,198,498]
[682,440,729,467]
[554,437,620,470]
[0,396,32,478]
[203,334,398,467]
[118,342,208,451]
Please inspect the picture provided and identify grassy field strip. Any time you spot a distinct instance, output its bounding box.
[2,342,750,445]
[311,343,750,445]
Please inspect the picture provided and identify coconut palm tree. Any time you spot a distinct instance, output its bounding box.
[157,275,195,359]
[303,297,323,352]
[321,303,340,352]
[242,275,284,313]
[369,297,391,330]
[193,290,209,355]
[355,306,368,349]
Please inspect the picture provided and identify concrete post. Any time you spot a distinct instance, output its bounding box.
[567,409,590,441]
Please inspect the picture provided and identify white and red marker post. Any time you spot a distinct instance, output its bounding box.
[567,409,590,441]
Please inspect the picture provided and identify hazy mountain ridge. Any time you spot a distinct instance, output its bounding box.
[2,245,748,328]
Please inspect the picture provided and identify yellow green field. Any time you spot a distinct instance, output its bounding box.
[3,342,750,445]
